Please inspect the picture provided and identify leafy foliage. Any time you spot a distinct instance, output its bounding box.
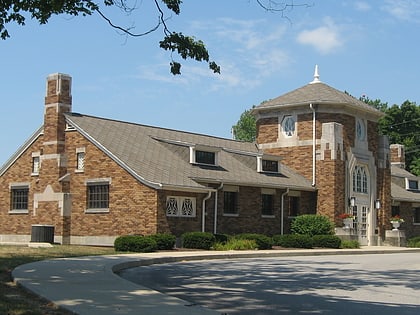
[150,233,176,250]
[213,238,258,251]
[234,233,273,249]
[232,107,257,142]
[0,0,219,75]
[312,235,341,248]
[291,214,335,236]
[340,240,360,249]
[272,234,313,248]
[114,235,158,252]
[407,236,420,248]
[181,232,216,250]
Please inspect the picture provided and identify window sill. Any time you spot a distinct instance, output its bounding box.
[75,169,84,173]
[31,172,39,177]
[85,208,109,214]
[9,209,29,214]
[223,213,239,217]
[261,215,275,219]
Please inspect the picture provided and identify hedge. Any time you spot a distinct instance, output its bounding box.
[291,214,335,236]
[181,232,216,250]
[150,233,176,250]
[312,235,342,249]
[114,235,158,252]
[234,233,273,250]
[272,234,313,249]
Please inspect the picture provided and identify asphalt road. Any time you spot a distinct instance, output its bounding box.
[119,252,420,315]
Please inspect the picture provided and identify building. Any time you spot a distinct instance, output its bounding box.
[1,70,419,246]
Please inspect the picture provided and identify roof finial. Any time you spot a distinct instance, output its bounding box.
[310,64,321,84]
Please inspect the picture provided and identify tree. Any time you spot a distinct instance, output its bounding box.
[0,0,307,75]
[232,107,257,142]
[378,100,420,175]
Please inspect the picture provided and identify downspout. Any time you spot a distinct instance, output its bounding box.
[214,182,224,234]
[201,190,212,232]
[310,103,316,187]
[280,188,290,235]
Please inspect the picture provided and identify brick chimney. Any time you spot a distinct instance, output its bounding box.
[43,73,72,155]
[390,144,405,169]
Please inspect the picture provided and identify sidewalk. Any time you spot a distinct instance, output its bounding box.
[12,246,420,315]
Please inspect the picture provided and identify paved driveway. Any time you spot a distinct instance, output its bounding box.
[119,253,420,315]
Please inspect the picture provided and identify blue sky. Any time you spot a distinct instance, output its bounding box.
[1,0,420,166]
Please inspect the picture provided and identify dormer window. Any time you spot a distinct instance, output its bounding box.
[190,145,220,166]
[257,155,281,173]
[196,150,215,165]
[406,178,419,191]
[262,159,278,173]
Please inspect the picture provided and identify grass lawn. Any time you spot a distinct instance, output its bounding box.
[0,245,116,315]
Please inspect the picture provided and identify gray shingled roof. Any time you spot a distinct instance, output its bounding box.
[65,113,315,192]
[255,82,383,117]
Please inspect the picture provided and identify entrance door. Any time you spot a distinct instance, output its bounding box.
[352,205,369,246]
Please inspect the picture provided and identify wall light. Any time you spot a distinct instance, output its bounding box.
[375,199,381,210]
[349,196,356,207]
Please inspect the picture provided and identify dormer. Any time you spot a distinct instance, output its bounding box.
[190,145,221,166]
[257,154,282,173]
[406,177,420,191]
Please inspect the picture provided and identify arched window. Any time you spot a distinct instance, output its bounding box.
[353,165,368,194]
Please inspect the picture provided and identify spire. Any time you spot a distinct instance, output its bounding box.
[310,64,321,84]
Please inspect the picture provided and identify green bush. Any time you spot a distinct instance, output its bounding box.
[150,233,176,250]
[213,238,258,251]
[291,214,334,236]
[234,233,273,250]
[181,232,216,250]
[407,236,420,248]
[340,240,360,249]
[214,233,230,244]
[114,235,158,252]
[272,234,313,248]
[312,235,342,248]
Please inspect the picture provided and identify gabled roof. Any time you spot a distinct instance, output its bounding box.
[391,183,420,203]
[65,113,315,192]
[254,81,383,118]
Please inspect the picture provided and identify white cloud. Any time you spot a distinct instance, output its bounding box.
[354,2,371,12]
[296,18,343,55]
[383,0,420,22]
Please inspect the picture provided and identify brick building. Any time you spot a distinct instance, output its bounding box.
[1,70,419,246]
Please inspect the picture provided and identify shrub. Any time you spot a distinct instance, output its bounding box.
[150,233,176,250]
[181,232,216,250]
[312,235,342,248]
[407,236,420,248]
[291,214,334,236]
[272,234,313,249]
[214,233,230,244]
[234,233,273,250]
[114,235,157,252]
[213,238,258,251]
[340,240,360,249]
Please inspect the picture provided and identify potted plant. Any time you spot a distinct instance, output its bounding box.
[338,213,355,229]
[390,215,404,231]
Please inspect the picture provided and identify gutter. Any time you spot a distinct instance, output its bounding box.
[202,190,212,232]
[309,103,316,187]
[280,188,290,235]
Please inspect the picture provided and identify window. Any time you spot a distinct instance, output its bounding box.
[391,205,400,217]
[76,152,85,171]
[408,180,419,190]
[261,194,274,216]
[282,116,295,137]
[195,150,215,165]
[262,160,279,173]
[224,191,238,215]
[166,196,196,217]
[352,165,368,194]
[32,156,40,175]
[289,196,300,217]
[87,183,109,210]
[356,119,366,141]
[414,208,420,224]
[11,185,29,211]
